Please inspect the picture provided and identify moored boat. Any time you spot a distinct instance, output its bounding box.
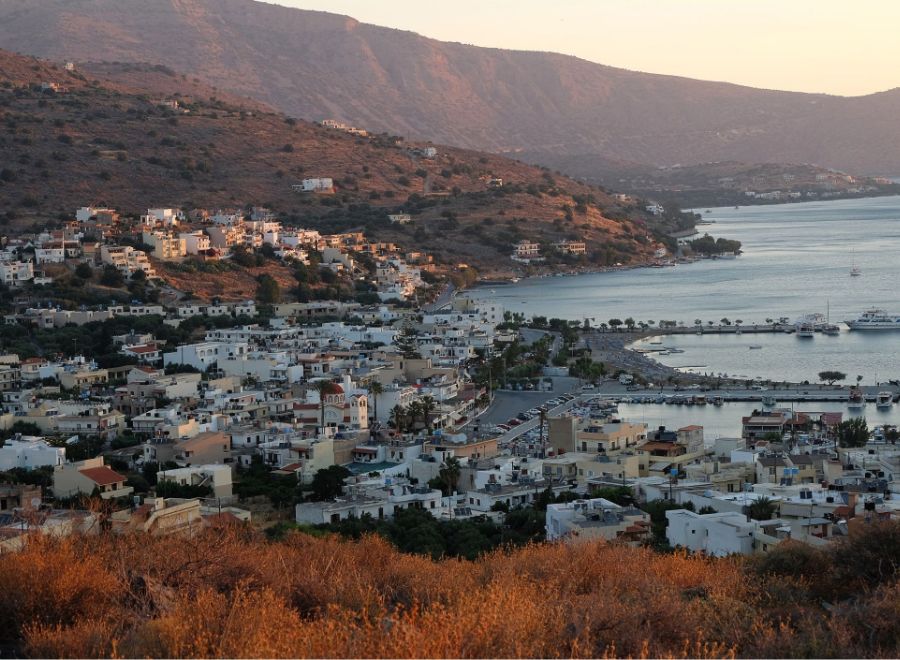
[847,308,900,330]
[876,391,894,408]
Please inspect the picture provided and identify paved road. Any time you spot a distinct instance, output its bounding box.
[423,283,456,312]
[479,376,579,426]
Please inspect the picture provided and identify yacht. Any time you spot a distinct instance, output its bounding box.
[795,321,815,338]
[848,387,865,410]
[850,265,861,277]
[876,391,894,408]
[762,395,777,407]
[795,313,823,338]
[847,308,900,330]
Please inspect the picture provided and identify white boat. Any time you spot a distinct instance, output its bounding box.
[762,395,777,407]
[795,313,824,337]
[848,388,866,409]
[822,324,840,336]
[876,392,894,408]
[850,248,861,276]
[795,322,815,338]
[847,308,900,330]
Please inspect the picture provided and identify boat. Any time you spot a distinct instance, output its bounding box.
[762,395,777,407]
[795,312,824,337]
[848,387,865,409]
[748,345,763,350]
[795,322,815,338]
[850,248,861,276]
[876,392,894,408]
[711,396,724,406]
[693,395,707,405]
[822,302,840,335]
[847,308,900,330]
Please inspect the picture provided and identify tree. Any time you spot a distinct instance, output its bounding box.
[308,465,351,501]
[608,318,623,332]
[748,496,777,521]
[395,322,421,359]
[419,395,437,432]
[818,370,847,386]
[255,274,281,304]
[837,417,869,448]
[368,381,383,422]
[433,456,461,496]
[389,405,407,433]
[74,262,93,280]
[624,317,635,331]
[99,265,124,287]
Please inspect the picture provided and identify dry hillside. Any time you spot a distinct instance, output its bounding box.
[0,50,666,275]
[1,523,899,658]
[1,0,900,174]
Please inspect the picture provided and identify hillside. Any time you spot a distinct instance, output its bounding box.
[2,523,900,658]
[525,156,900,208]
[0,50,669,276]
[1,0,900,174]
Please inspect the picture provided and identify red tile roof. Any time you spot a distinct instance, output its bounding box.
[79,466,126,486]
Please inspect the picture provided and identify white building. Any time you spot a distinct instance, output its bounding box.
[546,498,650,543]
[158,464,233,499]
[163,342,250,371]
[75,206,116,222]
[179,231,211,255]
[293,178,334,193]
[141,208,182,227]
[665,509,756,556]
[0,261,33,287]
[0,435,66,471]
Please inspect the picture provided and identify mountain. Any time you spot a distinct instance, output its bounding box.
[1,0,900,175]
[522,155,900,208]
[0,49,669,278]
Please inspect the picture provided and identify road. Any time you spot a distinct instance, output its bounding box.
[423,283,456,313]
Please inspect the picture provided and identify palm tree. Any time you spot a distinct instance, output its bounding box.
[389,405,407,433]
[420,395,437,432]
[748,496,777,521]
[407,400,425,431]
[314,379,342,433]
[438,456,461,495]
[368,381,383,423]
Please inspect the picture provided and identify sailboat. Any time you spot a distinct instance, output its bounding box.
[850,249,861,277]
[823,301,840,335]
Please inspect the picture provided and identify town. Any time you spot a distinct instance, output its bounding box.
[0,202,894,559]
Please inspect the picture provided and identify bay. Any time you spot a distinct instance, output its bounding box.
[468,195,900,384]
[469,195,900,325]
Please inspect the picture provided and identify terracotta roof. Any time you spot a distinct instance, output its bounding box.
[275,462,304,473]
[125,344,159,354]
[79,465,126,486]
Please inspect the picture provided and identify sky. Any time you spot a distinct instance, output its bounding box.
[267,0,899,97]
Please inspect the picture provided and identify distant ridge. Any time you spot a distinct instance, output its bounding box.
[1,0,900,174]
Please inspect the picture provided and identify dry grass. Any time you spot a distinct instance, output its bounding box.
[2,522,898,658]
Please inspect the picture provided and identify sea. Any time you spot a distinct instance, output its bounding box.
[468,195,900,433]
[469,195,900,386]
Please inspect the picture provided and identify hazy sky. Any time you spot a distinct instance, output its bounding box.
[268,0,899,96]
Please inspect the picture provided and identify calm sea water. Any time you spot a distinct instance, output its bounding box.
[617,401,900,440]
[470,195,900,324]
[469,195,900,384]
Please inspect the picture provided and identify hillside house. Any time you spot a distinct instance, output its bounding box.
[293,178,334,194]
